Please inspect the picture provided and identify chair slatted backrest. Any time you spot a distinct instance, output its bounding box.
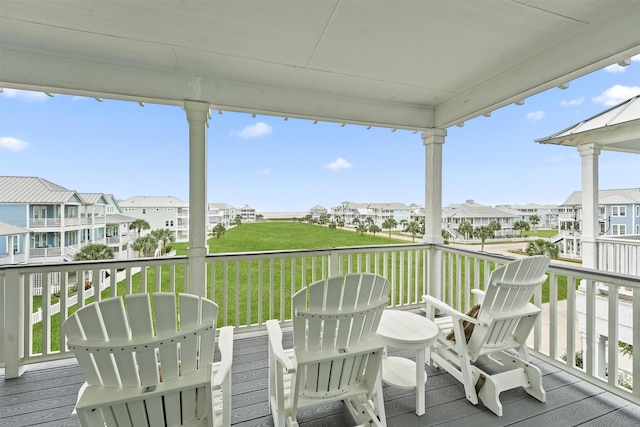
[291,273,390,399]
[63,292,218,427]
[468,256,550,360]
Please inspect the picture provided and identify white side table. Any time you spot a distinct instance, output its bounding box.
[377,309,439,416]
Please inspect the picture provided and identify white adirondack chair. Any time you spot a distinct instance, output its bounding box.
[266,273,391,427]
[62,292,233,427]
[423,255,550,416]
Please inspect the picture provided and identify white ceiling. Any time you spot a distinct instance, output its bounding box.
[1,0,640,130]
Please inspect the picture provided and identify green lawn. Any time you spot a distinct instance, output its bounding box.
[32,222,571,353]
[522,229,558,238]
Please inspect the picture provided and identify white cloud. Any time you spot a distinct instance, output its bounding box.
[604,63,626,73]
[560,97,584,107]
[2,88,49,101]
[326,157,353,171]
[0,136,30,151]
[526,111,544,121]
[605,54,640,72]
[549,155,563,163]
[593,85,640,106]
[260,168,270,176]
[231,122,272,139]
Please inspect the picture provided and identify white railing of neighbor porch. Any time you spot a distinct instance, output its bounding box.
[1,243,638,406]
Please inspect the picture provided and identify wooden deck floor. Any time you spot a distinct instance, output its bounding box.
[3,330,640,427]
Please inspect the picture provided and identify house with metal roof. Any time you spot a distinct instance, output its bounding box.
[555,188,640,259]
[119,195,190,242]
[0,176,107,263]
[0,221,29,265]
[442,200,520,239]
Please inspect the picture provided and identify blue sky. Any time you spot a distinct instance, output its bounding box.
[1,56,639,212]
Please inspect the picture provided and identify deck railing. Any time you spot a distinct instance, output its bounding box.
[1,243,638,406]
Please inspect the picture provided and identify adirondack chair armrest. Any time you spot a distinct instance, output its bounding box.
[212,326,234,391]
[471,289,486,304]
[76,369,211,411]
[295,338,385,365]
[423,295,482,326]
[266,319,296,373]
[489,304,540,321]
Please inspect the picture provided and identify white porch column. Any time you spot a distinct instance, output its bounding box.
[422,128,446,300]
[184,101,210,298]
[578,143,601,270]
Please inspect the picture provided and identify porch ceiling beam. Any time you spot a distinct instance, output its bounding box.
[0,49,435,131]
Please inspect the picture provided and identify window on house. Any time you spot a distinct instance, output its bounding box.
[612,206,626,217]
[636,205,640,217]
[612,224,627,235]
[142,209,146,214]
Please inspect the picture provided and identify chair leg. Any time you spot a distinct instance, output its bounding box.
[476,375,503,417]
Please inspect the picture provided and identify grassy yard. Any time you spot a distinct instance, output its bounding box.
[32,222,571,353]
[522,229,558,238]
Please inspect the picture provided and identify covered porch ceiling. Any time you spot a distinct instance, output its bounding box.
[2,1,640,131]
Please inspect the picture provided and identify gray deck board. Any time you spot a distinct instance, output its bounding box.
[3,330,640,427]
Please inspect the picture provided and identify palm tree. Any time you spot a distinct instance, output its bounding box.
[132,235,158,257]
[382,218,398,239]
[473,226,495,251]
[75,243,114,289]
[256,213,264,222]
[458,221,473,240]
[233,215,243,226]
[129,218,151,237]
[405,221,421,242]
[75,243,114,261]
[369,224,381,236]
[151,228,175,255]
[530,214,540,230]
[526,239,559,258]
[209,223,227,239]
[356,222,368,235]
[399,219,409,231]
[513,220,530,236]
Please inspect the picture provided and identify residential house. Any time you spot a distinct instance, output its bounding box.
[103,195,137,259]
[309,205,328,220]
[238,204,257,222]
[331,201,411,227]
[442,200,520,239]
[119,196,189,242]
[555,188,640,258]
[208,203,258,229]
[0,176,106,263]
[496,203,559,229]
[0,221,29,265]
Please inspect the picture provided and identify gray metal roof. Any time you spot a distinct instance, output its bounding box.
[561,188,640,206]
[0,176,82,204]
[442,201,519,219]
[106,214,137,225]
[0,220,29,236]
[119,196,188,208]
[79,193,108,205]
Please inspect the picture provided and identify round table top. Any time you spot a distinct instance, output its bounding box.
[377,309,439,349]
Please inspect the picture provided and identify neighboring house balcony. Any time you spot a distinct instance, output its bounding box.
[29,217,78,228]
[106,232,135,246]
[29,246,62,258]
[0,251,27,265]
